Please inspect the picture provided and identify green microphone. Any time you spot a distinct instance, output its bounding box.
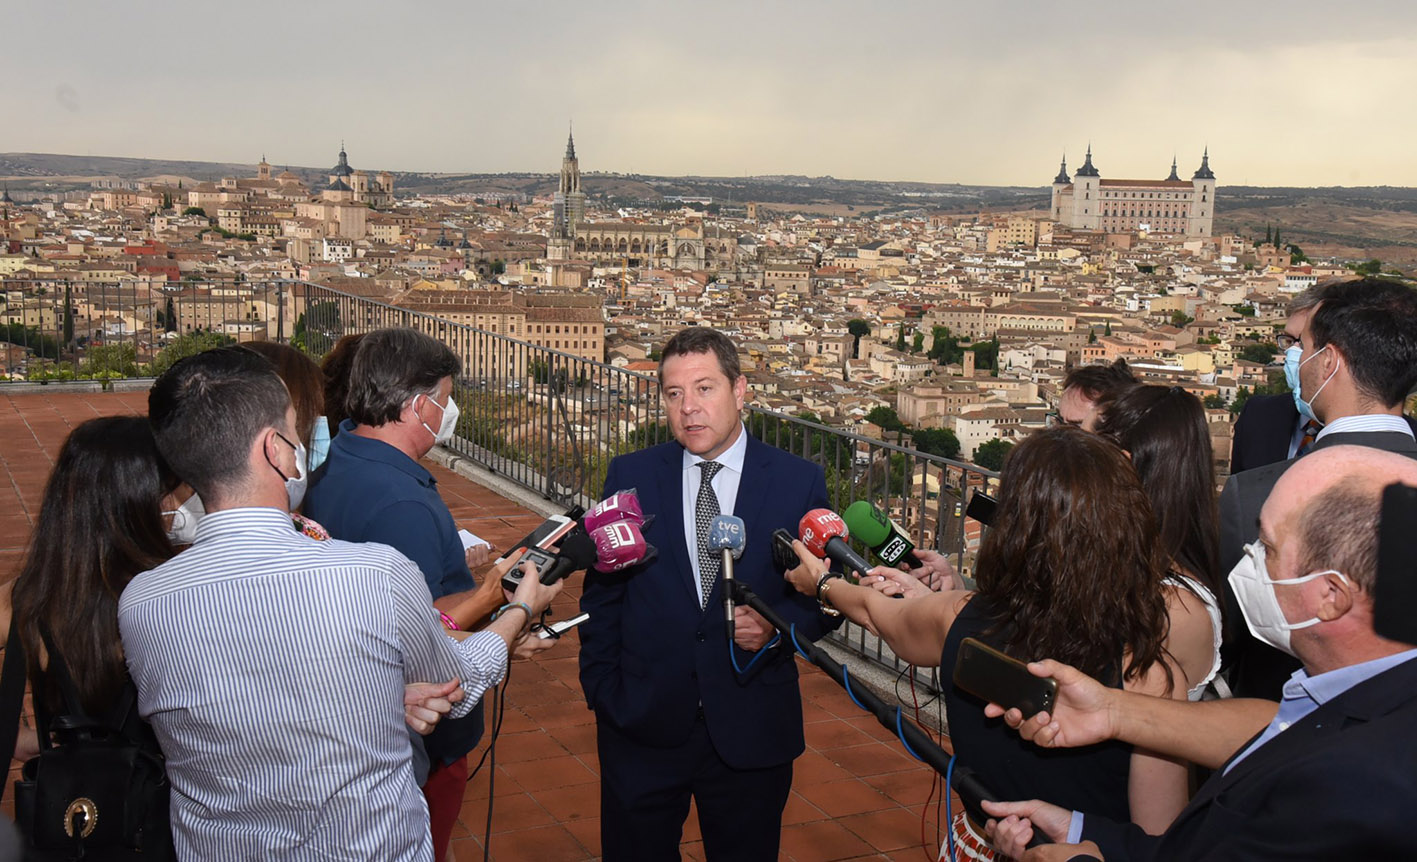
[842,500,924,570]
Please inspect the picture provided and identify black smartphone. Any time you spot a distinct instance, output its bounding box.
[952,637,1057,717]
[501,546,558,592]
[965,491,997,526]
[771,528,798,570]
[1375,483,1417,646]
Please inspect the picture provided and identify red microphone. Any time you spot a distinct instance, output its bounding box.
[798,508,873,579]
[590,519,650,572]
[584,490,645,533]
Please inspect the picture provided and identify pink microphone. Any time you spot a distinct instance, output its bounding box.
[584,490,645,533]
[591,519,650,572]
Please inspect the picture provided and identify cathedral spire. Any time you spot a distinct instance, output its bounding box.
[1167,156,1179,181]
[565,124,576,160]
[1054,153,1070,184]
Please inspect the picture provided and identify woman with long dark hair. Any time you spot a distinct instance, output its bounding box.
[1097,384,1223,700]
[786,428,1187,857]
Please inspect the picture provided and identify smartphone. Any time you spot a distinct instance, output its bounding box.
[536,612,590,640]
[501,546,558,592]
[952,637,1057,717]
[496,515,575,564]
[771,528,798,570]
[965,491,997,527]
[1375,483,1417,646]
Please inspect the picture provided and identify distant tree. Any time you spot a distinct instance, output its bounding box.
[2,323,61,360]
[895,323,906,353]
[928,325,963,364]
[1353,259,1383,276]
[865,405,905,432]
[912,427,961,460]
[164,296,177,333]
[1273,226,1282,249]
[1170,310,1195,328]
[1286,243,1309,265]
[1203,393,1227,410]
[1263,224,1272,246]
[491,260,506,275]
[1238,341,1280,364]
[82,343,138,378]
[973,438,1014,472]
[1229,385,1253,415]
[1231,304,1256,317]
[971,337,1000,374]
[1087,328,1097,344]
[847,318,870,358]
[911,331,924,354]
[1104,320,1112,336]
[183,206,206,217]
[148,331,234,376]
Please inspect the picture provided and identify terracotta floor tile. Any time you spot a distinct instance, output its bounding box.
[864,768,945,809]
[793,749,856,786]
[490,729,571,764]
[527,782,599,824]
[546,721,598,756]
[483,824,587,862]
[826,741,921,777]
[779,818,875,862]
[781,790,828,826]
[477,790,556,834]
[806,717,878,751]
[561,816,601,858]
[500,753,598,793]
[795,776,897,818]
[838,806,932,853]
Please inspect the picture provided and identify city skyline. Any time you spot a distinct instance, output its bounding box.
[9,1,1417,187]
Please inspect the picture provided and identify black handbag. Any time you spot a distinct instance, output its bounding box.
[1,618,172,860]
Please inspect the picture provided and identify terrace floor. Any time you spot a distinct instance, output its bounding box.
[0,389,959,862]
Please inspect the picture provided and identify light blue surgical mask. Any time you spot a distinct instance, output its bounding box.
[308,416,331,473]
[1284,344,1337,424]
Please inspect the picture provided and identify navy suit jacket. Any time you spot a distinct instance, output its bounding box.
[1083,656,1417,860]
[1229,394,1299,474]
[578,434,838,770]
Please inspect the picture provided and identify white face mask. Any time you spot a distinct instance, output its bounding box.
[162,493,206,545]
[1227,541,1348,657]
[271,431,309,511]
[418,393,460,446]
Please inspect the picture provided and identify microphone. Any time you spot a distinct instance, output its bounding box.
[589,518,651,572]
[842,500,924,570]
[584,489,645,533]
[798,509,873,579]
[707,515,747,640]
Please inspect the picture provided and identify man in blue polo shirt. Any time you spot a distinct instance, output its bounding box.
[305,327,501,862]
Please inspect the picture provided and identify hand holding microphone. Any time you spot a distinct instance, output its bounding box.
[842,500,924,570]
[798,508,874,580]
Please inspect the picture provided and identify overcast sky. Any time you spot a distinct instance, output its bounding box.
[10,1,1417,186]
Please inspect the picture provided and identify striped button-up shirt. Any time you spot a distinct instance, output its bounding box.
[118,508,508,861]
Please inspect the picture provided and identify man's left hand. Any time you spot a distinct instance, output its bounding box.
[733,605,776,651]
[464,542,492,570]
[404,678,464,735]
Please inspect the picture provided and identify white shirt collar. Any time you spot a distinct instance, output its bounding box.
[1315,413,1414,441]
[681,422,748,474]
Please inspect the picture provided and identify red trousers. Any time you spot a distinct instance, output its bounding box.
[424,755,469,862]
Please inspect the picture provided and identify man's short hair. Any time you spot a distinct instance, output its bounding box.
[148,347,289,500]
[1308,277,1417,407]
[1063,358,1136,405]
[345,328,460,427]
[658,326,741,383]
[1296,477,1379,592]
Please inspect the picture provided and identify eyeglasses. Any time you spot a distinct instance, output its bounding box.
[1276,333,1301,351]
[1045,412,1081,428]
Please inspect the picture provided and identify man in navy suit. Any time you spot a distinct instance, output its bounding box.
[981,445,1417,861]
[579,326,838,862]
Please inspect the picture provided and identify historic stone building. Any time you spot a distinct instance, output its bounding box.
[322,143,394,209]
[1050,147,1215,238]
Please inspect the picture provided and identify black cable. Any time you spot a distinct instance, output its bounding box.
[463,663,511,862]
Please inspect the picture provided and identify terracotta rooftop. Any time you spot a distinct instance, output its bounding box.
[0,389,958,861]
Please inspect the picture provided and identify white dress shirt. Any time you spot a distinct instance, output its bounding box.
[681,424,748,607]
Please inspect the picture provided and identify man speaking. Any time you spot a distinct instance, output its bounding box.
[578,326,840,861]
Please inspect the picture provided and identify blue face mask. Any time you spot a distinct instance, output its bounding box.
[308,416,332,473]
[1284,344,1336,424]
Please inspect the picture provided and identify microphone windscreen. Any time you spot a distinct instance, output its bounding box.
[584,490,645,532]
[591,519,648,572]
[842,500,890,547]
[706,515,747,559]
[799,508,849,559]
[559,526,599,569]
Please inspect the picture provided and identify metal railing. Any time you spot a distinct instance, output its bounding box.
[1,276,999,687]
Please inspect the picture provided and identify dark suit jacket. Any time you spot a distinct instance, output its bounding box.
[1218,430,1417,698]
[1229,394,1299,474]
[1083,655,1417,860]
[578,434,838,770]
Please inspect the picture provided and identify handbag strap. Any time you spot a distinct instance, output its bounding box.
[0,613,27,805]
[36,624,89,723]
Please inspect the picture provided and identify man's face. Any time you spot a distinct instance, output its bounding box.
[661,350,746,460]
[1058,386,1100,431]
[407,375,454,456]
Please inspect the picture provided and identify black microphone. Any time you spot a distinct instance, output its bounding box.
[501,526,597,591]
[842,500,924,569]
[799,508,873,579]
